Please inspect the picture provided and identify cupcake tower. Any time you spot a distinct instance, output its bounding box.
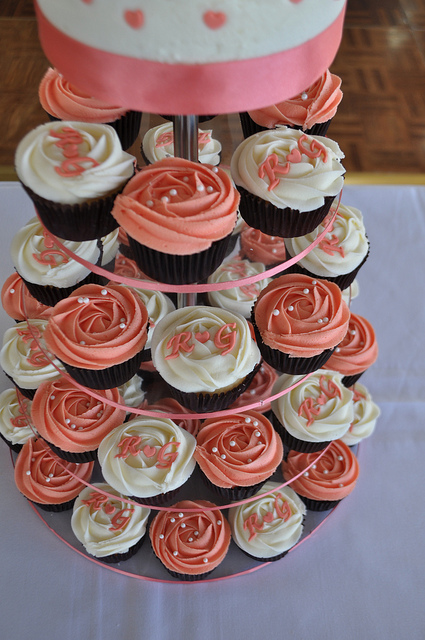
[0,0,381,579]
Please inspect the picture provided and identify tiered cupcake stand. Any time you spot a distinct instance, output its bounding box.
[9,113,359,583]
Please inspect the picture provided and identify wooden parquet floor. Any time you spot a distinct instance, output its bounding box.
[1,0,425,177]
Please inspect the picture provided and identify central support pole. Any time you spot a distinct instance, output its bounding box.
[173,115,199,308]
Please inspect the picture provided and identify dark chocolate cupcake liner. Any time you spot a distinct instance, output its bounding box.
[237,186,336,239]
[127,232,233,285]
[236,545,289,563]
[20,269,109,307]
[96,532,146,564]
[200,472,268,502]
[165,360,262,413]
[21,182,125,242]
[109,110,142,151]
[284,240,370,292]
[131,486,181,507]
[296,495,341,511]
[251,317,335,375]
[271,413,330,453]
[42,438,98,464]
[3,373,36,400]
[342,372,365,388]
[239,113,332,140]
[30,497,76,512]
[60,349,145,390]
[0,431,23,454]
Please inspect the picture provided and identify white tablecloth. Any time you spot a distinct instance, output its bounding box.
[0,181,424,640]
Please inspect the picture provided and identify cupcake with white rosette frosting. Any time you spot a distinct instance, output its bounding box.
[207,256,272,318]
[341,382,381,446]
[97,416,196,505]
[228,481,306,561]
[10,216,108,306]
[71,482,150,563]
[0,388,34,453]
[0,319,64,399]
[151,305,261,412]
[231,126,345,238]
[15,121,135,241]
[284,203,369,291]
[271,369,354,452]
[142,121,221,166]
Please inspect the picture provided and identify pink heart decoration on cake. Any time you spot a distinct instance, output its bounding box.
[203,11,227,30]
[124,9,145,30]
[195,331,210,343]
[142,444,157,458]
[287,148,302,163]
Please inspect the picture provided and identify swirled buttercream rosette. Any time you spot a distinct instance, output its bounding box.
[149,500,231,580]
[228,481,306,561]
[284,203,370,291]
[71,483,150,563]
[0,319,64,399]
[97,416,196,505]
[39,67,142,150]
[10,216,110,307]
[281,440,359,511]
[341,382,381,446]
[252,274,350,375]
[0,388,34,453]
[240,69,343,139]
[31,378,127,463]
[229,361,278,414]
[325,313,378,387]
[150,305,262,413]
[194,410,283,500]
[141,122,221,166]
[239,224,287,266]
[271,370,354,452]
[1,273,52,322]
[15,121,136,241]
[44,284,149,390]
[231,127,345,238]
[111,157,239,284]
[14,436,94,512]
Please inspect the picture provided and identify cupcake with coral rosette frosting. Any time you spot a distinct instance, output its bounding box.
[44,283,149,390]
[240,69,342,139]
[1,273,52,322]
[31,378,127,463]
[342,382,381,446]
[71,482,150,563]
[0,388,34,453]
[239,225,287,267]
[252,273,350,375]
[231,127,345,238]
[136,397,201,438]
[228,481,306,561]
[194,410,283,500]
[111,157,239,284]
[271,370,354,452]
[14,436,94,512]
[284,203,370,291]
[281,439,359,511]
[97,416,196,505]
[0,319,64,399]
[229,361,278,414]
[149,500,231,580]
[39,67,142,150]
[326,313,378,387]
[151,305,261,412]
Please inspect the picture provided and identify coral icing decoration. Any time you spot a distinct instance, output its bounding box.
[124,9,145,30]
[203,11,227,30]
